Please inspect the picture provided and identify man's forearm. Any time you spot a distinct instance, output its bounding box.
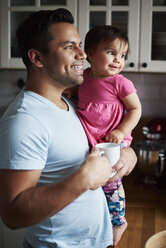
[1,149,112,229]
[1,167,89,229]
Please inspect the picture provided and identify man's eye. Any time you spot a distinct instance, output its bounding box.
[108,51,114,55]
[65,45,73,50]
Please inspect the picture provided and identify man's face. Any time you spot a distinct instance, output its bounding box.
[41,22,86,88]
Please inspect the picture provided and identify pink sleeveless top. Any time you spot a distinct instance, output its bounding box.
[77,68,137,148]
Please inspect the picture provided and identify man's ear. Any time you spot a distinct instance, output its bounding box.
[28,49,43,67]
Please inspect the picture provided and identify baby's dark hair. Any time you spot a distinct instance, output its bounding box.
[84,25,129,62]
[16,8,74,69]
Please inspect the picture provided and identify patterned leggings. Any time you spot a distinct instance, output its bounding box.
[103,141,128,227]
[103,178,126,227]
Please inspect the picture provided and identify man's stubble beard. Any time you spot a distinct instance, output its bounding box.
[50,71,84,88]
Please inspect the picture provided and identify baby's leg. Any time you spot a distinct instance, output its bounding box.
[113,220,128,246]
[103,179,127,246]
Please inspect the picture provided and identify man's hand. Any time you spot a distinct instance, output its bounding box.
[106,147,137,184]
[81,147,112,190]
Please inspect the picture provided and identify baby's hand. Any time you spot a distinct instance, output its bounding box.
[105,129,124,144]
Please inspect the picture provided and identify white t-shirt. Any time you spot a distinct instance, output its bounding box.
[0,91,113,248]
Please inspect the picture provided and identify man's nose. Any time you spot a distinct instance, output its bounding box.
[75,47,87,60]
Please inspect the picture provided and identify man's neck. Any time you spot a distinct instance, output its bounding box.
[24,75,69,111]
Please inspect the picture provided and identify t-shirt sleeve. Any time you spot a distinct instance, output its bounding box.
[115,75,137,100]
[0,113,49,170]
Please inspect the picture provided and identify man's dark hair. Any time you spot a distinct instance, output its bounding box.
[16,8,74,69]
[84,25,129,62]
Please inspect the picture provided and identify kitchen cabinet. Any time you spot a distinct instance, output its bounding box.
[78,0,166,72]
[0,1,166,71]
[140,0,166,72]
[0,0,77,68]
[78,0,140,71]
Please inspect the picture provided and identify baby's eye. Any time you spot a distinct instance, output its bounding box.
[120,54,126,59]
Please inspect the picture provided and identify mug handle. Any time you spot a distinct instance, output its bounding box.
[99,150,104,156]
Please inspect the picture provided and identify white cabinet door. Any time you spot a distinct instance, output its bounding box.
[140,0,166,72]
[78,0,140,71]
[0,0,77,69]
[0,219,25,248]
[78,0,166,73]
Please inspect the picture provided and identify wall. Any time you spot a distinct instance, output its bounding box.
[123,72,166,118]
[0,69,26,116]
[0,69,166,118]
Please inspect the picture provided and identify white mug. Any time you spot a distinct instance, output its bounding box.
[95,142,120,177]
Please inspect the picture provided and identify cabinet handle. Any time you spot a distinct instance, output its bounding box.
[142,62,147,68]
[129,62,135,67]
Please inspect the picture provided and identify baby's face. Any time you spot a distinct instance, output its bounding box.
[88,39,128,78]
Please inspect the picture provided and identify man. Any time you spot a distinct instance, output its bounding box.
[0,9,136,248]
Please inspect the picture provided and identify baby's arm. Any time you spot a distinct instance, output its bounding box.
[105,93,142,144]
[63,86,79,101]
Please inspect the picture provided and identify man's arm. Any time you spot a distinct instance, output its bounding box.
[0,147,136,229]
[0,148,112,229]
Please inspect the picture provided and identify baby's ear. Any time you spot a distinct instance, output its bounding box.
[87,49,94,62]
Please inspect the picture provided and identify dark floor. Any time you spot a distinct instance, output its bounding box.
[115,166,166,248]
